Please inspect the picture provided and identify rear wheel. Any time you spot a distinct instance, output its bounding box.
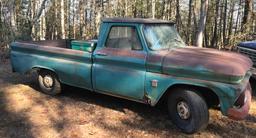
[38,70,61,95]
[167,88,209,134]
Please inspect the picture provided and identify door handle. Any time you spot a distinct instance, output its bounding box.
[95,52,107,56]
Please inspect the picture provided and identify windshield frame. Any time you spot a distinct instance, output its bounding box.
[142,23,186,51]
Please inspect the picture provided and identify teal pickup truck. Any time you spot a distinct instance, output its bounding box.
[11,18,253,134]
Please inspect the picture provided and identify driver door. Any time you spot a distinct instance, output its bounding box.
[93,25,147,100]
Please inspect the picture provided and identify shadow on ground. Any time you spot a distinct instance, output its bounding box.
[0,91,34,138]
[27,80,256,137]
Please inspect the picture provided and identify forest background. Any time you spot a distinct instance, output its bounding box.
[0,0,255,52]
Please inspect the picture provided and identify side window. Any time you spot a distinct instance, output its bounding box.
[105,26,142,50]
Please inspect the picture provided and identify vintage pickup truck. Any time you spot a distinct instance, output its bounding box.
[11,18,253,134]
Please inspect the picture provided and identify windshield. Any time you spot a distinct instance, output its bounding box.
[143,24,186,50]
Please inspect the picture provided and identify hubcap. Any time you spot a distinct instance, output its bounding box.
[176,101,190,120]
[43,75,53,88]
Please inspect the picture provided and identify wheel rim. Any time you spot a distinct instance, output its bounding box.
[43,75,53,88]
[176,101,190,120]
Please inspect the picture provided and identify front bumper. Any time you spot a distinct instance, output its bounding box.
[227,85,252,120]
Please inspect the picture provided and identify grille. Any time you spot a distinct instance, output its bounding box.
[237,47,256,67]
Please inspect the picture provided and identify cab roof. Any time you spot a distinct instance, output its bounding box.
[102,18,175,24]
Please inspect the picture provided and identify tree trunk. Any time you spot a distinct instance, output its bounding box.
[79,1,83,38]
[125,0,128,16]
[133,0,137,17]
[68,0,71,38]
[146,0,150,17]
[40,9,46,40]
[242,0,253,33]
[161,0,165,19]
[32,0,48,24]
[235,0,242,34]
[73,0,76,39]
[0,1,2,24]
[54,0,58,39]
[218,0,224,49]
[192,0,198,44]
[222,0,227,45]
[8,0,16,39]
[227,1,235,44]
[211,0,219,48]
[152,0,155,19]
[186,0,193,44]
[194,0,208,47]
[168,0,173,20]
[61,0,65,39]
[175,0,181,32]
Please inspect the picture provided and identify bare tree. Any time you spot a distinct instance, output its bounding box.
[186,0,193,44]
[242,0,253,33]
[175,0,181,32]
[32,0,49,24]
[227,0,235,43]
[1,0,256,50]
[61,0,65,39]
[195,0,208,47]
[211,0,219,48]
[222,0,227,45]
[152,0,156,19]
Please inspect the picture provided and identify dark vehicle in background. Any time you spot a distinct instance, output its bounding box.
[237,41,256,94]
[237,41,256,67]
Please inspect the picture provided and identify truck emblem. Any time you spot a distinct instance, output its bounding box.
[151,80,158,87]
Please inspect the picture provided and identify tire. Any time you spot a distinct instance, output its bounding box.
[167,88,209,134]
[38,70,61,95]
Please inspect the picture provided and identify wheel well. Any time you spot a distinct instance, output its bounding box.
[159,84,220,108]
[32,67,59,78]
[32,67,55,74]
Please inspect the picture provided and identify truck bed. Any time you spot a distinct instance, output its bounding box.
[11,39,94,90]
[13,39,97,52]
[17,39,72,48]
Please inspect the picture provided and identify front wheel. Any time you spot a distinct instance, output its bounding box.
[167,88,209,134]
[38,70,61,95]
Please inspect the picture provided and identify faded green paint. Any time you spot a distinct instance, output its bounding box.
[71,40,96,52]
[11,43,93,90]
[10,19,253,118]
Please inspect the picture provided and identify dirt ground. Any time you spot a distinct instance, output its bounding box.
[0,57,256,138]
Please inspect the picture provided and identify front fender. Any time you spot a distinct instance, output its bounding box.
[145,72,214,106]
[145,72,244,115]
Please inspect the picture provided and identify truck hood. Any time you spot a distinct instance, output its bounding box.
[147,47,253,83]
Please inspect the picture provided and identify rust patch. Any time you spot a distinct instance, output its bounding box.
[162,47,253,76]
[147,51,169,63]
[227,85,252,120]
